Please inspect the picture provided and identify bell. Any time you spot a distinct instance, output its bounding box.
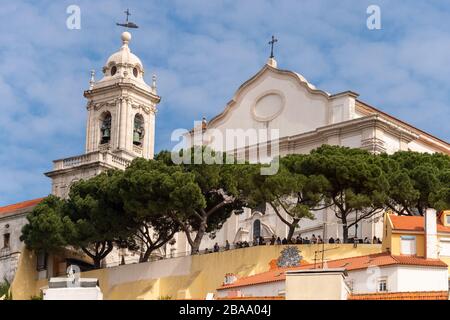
[103,128,110,138]
[133,130,141,145]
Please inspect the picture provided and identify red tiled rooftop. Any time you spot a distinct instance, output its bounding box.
[349,291,448,300]
[0,198,44,216]
[218,252,448,290]
[216,296,285,300]
[389,214,450,233]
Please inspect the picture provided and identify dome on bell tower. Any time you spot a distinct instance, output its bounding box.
[95,31,152,91]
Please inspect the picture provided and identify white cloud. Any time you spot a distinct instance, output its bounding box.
[0,0,449,205]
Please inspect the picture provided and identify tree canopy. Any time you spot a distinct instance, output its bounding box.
[21,145,450,267]
[243,154,330,241]
[156,148,247,254]
[301,145,389,242]
[383,151,450,215]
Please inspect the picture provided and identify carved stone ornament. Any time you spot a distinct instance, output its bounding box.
[93,100,117,111]
[131,101,156,114]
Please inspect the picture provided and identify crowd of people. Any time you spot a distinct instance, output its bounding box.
[202,235,382,254]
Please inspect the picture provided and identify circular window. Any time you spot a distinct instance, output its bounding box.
[252,92,285,122]
[133,67,138,77]
[111,66,117,76]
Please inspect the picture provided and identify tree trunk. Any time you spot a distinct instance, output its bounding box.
[141,248,152,263]
[190,220,207,255]
[93,257,102,269]
[342,216,349,243]
[82,241,113,269]
[287,219,299,242]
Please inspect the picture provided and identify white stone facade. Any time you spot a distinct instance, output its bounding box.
[177,58,450,254]
[45,32,160,199]
[348,265,448,294]
[42,31,161,269]
[0,206,33,282]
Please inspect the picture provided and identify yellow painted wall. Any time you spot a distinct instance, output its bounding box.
[11,244,381,300]
[389,234,425,257]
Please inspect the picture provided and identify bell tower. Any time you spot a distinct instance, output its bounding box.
[46,31,161,198]
[84,31,160,159]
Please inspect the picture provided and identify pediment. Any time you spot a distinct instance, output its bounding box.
[204,64,335,142]
[208,64,331,128]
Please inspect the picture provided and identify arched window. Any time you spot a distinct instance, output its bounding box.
[100,112,112,144]
[133,114,145,146]
[253,219,261,240]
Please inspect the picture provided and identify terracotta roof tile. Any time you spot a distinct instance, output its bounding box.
[218,252,447,290]
[216,296,285,300]
[0,198,44,217]
[389,214,450,233]
[349,291,448,300]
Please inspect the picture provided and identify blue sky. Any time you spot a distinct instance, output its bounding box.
[0,0,449,205]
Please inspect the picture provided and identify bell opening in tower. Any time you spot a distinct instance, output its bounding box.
[100,111,112,145]
[133,114,145,146]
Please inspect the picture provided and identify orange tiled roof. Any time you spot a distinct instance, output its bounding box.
[0,198,44,217]
[218,252,448,290]
[389,214,450,233]
[349,291,448,300]
[216,296,285,300]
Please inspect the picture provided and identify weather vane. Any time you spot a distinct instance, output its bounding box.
[268,35,278,58]
[116,9,139,29]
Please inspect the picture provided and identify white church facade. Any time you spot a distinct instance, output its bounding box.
[176,57,450,254]
[1,30,450,280]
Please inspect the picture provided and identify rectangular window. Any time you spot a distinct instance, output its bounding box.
[378,279,387,292]
[439,238,450,257]
[400,235,416,255]
[446,215,450,225]
[3,233,10,248]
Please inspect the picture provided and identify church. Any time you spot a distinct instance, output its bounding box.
[1,29,449,281]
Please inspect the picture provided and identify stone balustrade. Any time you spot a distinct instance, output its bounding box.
[53,151,131,171]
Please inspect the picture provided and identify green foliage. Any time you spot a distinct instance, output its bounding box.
[65,170,132,267]
[118,157,201,261]
[20,195,73,253]
[384,151,450,215]
[30,292,43,300]
[157,147,248,253]
[301,145,389,242]
[0,278,12,300]
[242,154,330,240]
[20,143,450,266]
[431,187,450,213]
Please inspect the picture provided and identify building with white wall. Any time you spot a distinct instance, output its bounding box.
[45,31,160,199]
[216,252,448,299]
[216,209,450,300]
[0,198,43,282]
[1,29,450,280]
[177,55,450,254]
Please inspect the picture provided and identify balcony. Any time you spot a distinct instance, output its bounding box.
[51,151,131,171]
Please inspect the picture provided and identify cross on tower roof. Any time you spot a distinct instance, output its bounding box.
[268,35,278,59]
[116,9,139,29]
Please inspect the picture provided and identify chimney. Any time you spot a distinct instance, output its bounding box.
[425,208,438,259]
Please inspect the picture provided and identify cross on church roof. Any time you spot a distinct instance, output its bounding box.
[268,35,278,59]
